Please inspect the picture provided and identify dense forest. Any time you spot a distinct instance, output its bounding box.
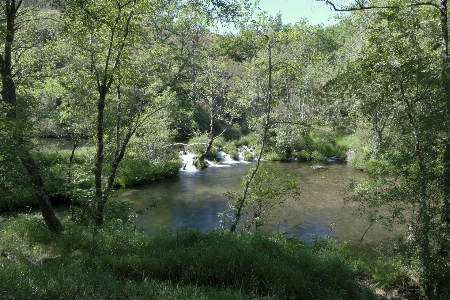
[1,0,450,299]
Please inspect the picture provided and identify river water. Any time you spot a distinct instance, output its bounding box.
[120,161,399,244]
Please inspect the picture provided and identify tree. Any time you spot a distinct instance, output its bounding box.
[59,0,159,225]
[192,56,238,165]
[320,0,450,297]
[229,14,281,232]
[0,0,63,233]
[237,163,301,231]
[321,0,450,228]
[60,0,251,225]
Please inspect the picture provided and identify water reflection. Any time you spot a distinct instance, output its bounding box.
[119,162,401,244]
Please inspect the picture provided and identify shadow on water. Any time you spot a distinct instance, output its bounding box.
[119,162,401,245]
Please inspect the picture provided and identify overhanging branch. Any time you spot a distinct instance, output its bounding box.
[319,0,440,11]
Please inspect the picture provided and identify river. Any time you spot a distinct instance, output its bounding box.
[119,160,401,244]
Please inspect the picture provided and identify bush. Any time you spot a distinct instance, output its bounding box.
[293,149,311,162]
[265,130,352,162]
[263,151,284,161]
[187,135,210,155]
[235,134,259,149]
[243,150,254,161]
[116,157,179,187]
[0,157,38,210]
[213,137,236,156]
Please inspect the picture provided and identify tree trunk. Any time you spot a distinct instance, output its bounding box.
[95,85,140,225]
[0,0,63,234]
[20,153,64,233]
[94,89,107,226]
[199,111,215,162]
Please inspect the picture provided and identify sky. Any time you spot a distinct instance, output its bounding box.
[213,0,349,34]
[256,0,344,26]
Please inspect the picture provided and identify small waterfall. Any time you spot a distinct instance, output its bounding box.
[179,147,255,171]
[236,146,256,162]
[216,151,235,163]
[179,151,198,172]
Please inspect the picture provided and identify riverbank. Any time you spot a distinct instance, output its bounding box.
[1,130,360,212]
[0,213,382,299]
[0,148,180,212]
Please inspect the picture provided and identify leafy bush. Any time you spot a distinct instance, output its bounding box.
[262,151,284,161]
[187,135,210,155]
[116,157,179,187]
[293,149,311,162]
[235,134,259,149]
[0,158,38,211]
[265,130,354,162]
[213,136,236,155]
[243,150,254,161]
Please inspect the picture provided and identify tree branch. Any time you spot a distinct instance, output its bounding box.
[319,0,440,11]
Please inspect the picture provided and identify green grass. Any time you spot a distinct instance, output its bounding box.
[0,213,379,300]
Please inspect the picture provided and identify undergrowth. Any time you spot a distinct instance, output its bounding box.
[0,213,379,300]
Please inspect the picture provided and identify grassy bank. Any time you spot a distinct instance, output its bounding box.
[0,213,380,300]
[0,147,180,211]
[188,130,360,164]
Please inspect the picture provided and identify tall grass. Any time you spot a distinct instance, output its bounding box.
[0,213,378,299]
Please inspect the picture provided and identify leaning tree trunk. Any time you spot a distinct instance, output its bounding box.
[19,153,64,233]
[0,0,62,233]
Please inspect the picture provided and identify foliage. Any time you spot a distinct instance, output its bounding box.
[115,157,180,187]
[0,214,378,300]
[224,163,301,231]
[0,157,37,211]
[273,130,352,163]
[235,133,260,149]
[262,151,283,161]
[187,134,216,158]
[327,2,450,297]
[0,143,179,212]
[5,0,450,298]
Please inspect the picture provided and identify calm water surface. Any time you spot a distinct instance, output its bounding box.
[120,162,400,244]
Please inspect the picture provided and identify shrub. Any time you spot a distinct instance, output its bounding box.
[294,149,311,162]
[187,135,209,155]
[243,150,254,161]
[263,151,284,161]
[116,157,179,187]
[235,134,259,148]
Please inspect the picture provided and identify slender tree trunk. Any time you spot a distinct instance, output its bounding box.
[94,89,107,226]
[230,37,274,232]
[95,84,142,225]
[104,86,139,191]
[0,0,63,233]
[405,97,432,298]
[199,110,215,162]
[91,1,135,226]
